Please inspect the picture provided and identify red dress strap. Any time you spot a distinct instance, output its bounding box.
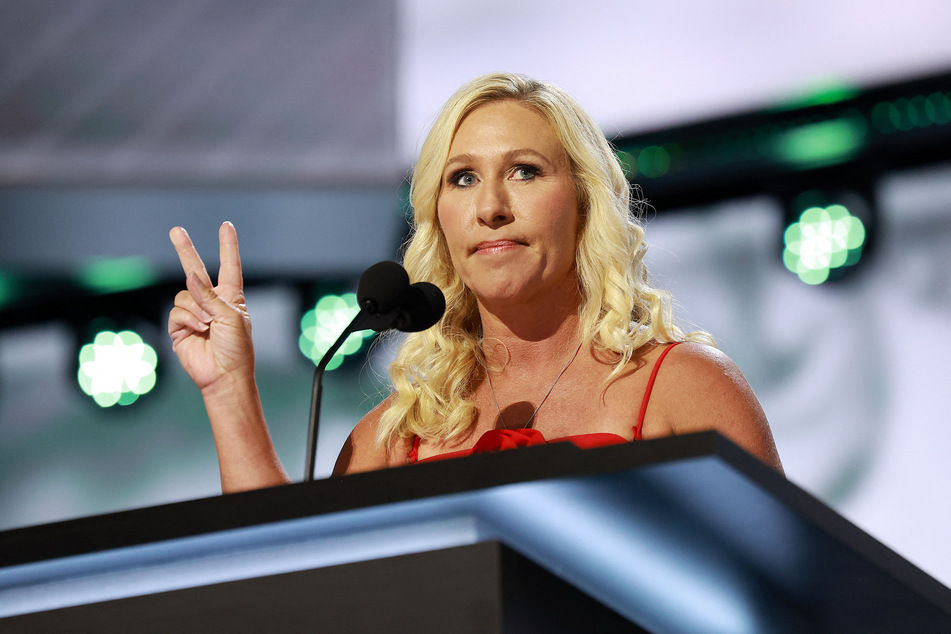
[633,342,682,440]
[408,434,421,464]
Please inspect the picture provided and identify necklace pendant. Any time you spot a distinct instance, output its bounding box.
[486,341,584,432]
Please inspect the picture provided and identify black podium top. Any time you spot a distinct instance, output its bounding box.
[1,432,950,632]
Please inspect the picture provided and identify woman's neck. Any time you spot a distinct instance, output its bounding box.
[477,286,583,375]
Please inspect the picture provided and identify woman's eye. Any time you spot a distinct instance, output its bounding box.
[449,171,477,187]
[512,165,539,180]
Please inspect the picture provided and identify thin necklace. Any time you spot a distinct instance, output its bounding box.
[486,341,584,429]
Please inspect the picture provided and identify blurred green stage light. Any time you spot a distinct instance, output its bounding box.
[79,256,157,293]
[783,204,866,285]
[775,114,867,168]
[299,293,374,371]
[0,271,18,308]
[616,145,673,179]
[872,92,951,133]
[77,330,158,407]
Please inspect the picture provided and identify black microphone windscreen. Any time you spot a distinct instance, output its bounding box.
[398,282,446,333]
[357,261,409,314]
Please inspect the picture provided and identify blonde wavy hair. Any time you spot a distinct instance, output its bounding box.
[376,72,709,446]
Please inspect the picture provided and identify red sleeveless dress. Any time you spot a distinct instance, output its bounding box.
[408,342,680,464]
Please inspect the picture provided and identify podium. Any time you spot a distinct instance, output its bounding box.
[1,432,950,632]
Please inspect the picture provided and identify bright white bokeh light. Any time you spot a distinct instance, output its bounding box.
[77,331,158,407]
[783,204,866,284]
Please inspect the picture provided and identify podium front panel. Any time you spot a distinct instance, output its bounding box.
[2,433,950,632]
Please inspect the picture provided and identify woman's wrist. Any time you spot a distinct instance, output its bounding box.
[199,365,258,406]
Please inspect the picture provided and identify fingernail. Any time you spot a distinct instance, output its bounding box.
[201,310,212,323]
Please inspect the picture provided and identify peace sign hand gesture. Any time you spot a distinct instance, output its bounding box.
[168,222,255,397]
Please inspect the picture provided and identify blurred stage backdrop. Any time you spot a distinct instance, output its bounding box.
[1,0,951,590]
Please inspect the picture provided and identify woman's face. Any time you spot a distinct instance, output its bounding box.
[436,100,580,310]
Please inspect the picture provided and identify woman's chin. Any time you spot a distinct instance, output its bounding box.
[468,272,578,311]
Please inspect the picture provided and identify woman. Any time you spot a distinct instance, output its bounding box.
[169,73,783,493]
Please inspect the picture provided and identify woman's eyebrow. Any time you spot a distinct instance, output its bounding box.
[443,148,555,171]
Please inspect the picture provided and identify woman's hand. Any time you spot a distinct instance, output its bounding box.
[168,222,289,491]
[168,222,254,396]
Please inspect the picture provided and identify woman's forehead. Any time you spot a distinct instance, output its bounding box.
[446,101,566,164]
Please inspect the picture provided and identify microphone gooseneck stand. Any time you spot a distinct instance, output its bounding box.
[304,310,382,482]
[304,263,445,481]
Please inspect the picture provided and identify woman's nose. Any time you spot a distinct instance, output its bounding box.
[475,179,513,227]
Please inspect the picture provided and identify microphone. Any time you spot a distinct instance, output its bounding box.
[357,261,408,315]
[358,264,446,333]
[305,262,445,481]
[394,282,446,332]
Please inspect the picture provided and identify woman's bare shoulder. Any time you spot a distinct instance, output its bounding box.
[646,341,784,473]
[663,341,749,384]
[332,393,409,476]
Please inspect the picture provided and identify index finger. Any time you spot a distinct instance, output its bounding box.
[169,226,213,287]
[217,221,244,291]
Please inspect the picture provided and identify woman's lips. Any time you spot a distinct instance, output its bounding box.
[474,240,522,254]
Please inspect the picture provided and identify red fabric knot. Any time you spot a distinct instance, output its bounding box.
[472,428,546,454]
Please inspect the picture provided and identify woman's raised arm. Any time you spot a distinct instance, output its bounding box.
[168,222,290,492]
